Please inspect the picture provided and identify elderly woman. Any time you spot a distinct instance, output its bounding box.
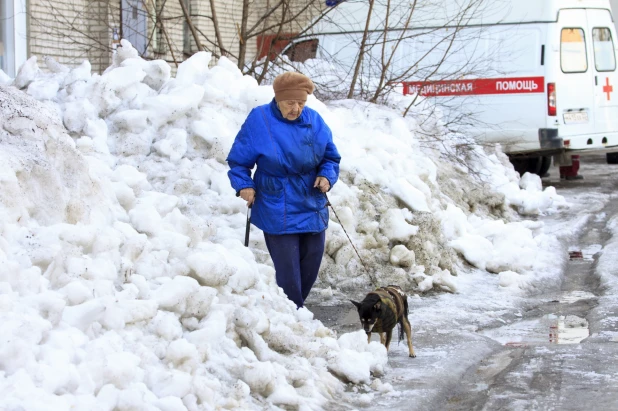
[226,72,341,308]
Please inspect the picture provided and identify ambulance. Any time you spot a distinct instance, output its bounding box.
[285,0,618,175]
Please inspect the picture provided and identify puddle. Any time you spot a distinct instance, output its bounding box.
[568,244,602,261]
[595,212,607,222]
[559,290,596,304]
[482,314,590,346]
[581,244,603,260]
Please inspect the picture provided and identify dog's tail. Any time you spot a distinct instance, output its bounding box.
[398,296,410,343]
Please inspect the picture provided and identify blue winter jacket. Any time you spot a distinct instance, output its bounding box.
[227,99,341,235]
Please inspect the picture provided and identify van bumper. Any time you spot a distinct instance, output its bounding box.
[562,131,618,151]
[539,128,563,150]
[505,129,564,158]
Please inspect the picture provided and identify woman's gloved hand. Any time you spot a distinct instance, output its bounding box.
[313,177,330,193]
[239,188,255,206]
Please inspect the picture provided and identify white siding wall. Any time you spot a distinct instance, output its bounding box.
[27,0,321,74]
[146,0,259,69]
[29,0,118,74]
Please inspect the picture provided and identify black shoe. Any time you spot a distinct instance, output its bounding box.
[565,175,583,180]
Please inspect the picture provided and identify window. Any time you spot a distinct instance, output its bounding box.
[592,28,616,71]
[153,0,164,54]
[561,28,588,73]
[0,0,13,76]
[121,0,148,56]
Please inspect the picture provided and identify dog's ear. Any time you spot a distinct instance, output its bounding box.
[350,300,361,309]
[374,301,381,310]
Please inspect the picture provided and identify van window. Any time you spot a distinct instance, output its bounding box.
[592,28,616,71]
[561,28,588,73]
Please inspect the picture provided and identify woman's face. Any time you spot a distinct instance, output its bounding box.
[278,100,306,120]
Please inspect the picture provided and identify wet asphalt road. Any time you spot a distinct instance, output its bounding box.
[307,153,618,410]
[444,153,618,411]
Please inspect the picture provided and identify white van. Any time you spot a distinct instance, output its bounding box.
[285,0,618,174]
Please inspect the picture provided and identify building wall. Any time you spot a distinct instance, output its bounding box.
[256,0,327,62]
[26,0,323,75]
[149,0,261,69]
[28,0,118,74]
[211,0,260,63]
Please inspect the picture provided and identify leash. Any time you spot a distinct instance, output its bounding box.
[323,193,379,287]
[240,187,378,286]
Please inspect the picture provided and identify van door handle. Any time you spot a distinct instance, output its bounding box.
[595,76,598,86]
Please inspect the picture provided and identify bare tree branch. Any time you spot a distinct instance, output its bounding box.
[370,0,417,102]
[142,0,169,56]
[178,0,204,52]
[246,0,285,37]
[348,0,375,99]
[237,0,251,69]
[209,0,227,57]
[256,0,290,84]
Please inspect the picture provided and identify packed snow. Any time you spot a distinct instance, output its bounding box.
[0,39,568,410]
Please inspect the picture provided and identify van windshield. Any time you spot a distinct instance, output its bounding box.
[592,28,616,72]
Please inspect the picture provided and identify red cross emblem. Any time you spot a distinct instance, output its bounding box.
[603,77,613,101]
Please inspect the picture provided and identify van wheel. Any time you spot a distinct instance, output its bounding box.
[607,152,618,164]
[510,157,529,175]
[538,156,552,176]
[510,157,542,176]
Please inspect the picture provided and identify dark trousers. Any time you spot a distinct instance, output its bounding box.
[263,231,325,308]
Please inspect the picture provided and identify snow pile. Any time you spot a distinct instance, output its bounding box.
[0,51,384,409]
[471,147,568,216]
[328,331,388,384]
[263,56,566,290]
[0,39,566,408]
[0,86,119,226]
[594,215,618,292]
[587,214,618,343]
[311,100,565,291]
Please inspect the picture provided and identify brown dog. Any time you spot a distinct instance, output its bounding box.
[351,285,416,357]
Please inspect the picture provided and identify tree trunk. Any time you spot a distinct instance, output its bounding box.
[179,0,204,52]
[348,0,375,99]
[370,0,417,103]
[256,0,288,84]
[238,0,250,70]
[209,0,226,57]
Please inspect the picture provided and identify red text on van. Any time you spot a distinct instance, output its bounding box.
[403,77,546,97]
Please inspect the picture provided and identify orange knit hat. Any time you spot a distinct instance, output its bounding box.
[272,72,314,102]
